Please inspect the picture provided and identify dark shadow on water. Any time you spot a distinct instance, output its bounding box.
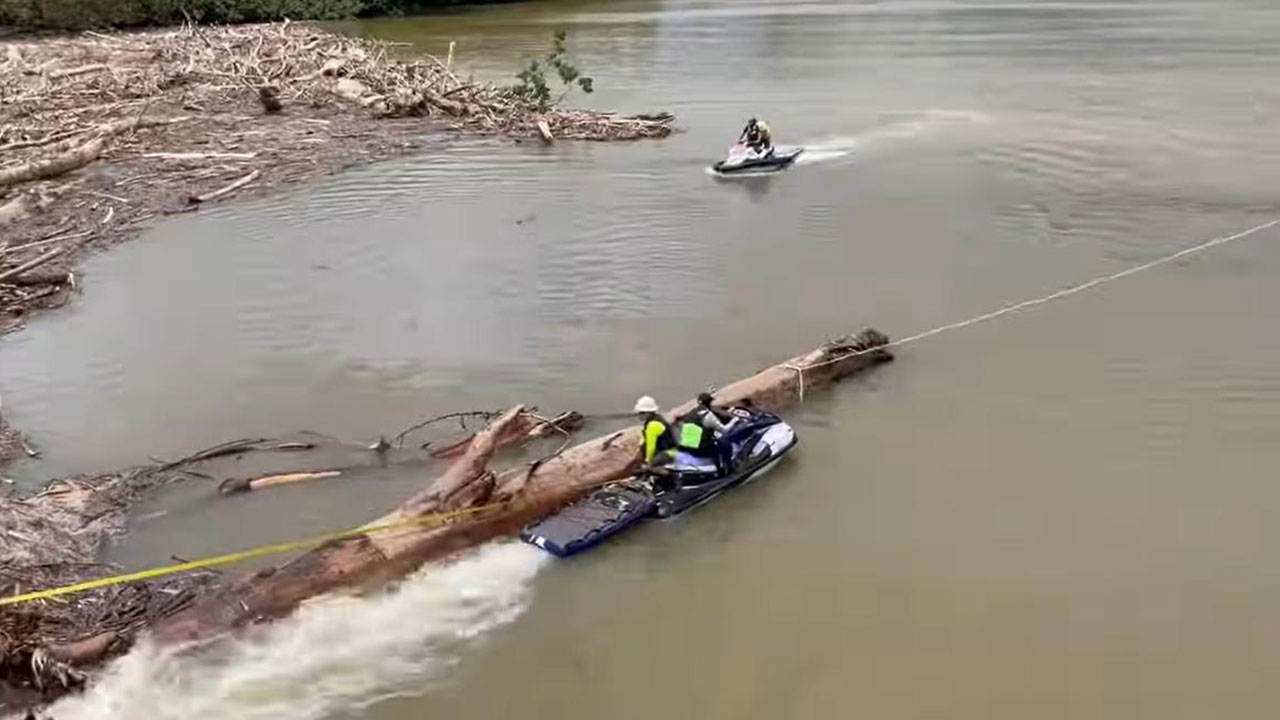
[711,172,781,202]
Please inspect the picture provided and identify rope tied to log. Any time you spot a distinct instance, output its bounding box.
[782,363,808,402]
[801,216,1280,375]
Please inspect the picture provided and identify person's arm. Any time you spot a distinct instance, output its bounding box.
[700,410,728,434]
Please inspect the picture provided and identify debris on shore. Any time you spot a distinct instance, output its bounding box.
[0,21,675,334]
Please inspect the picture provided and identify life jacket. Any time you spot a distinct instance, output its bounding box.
[677,408,719,454]
[642,418,676,463]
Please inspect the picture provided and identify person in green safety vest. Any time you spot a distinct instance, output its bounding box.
[678,392,734,471]
[634,395,676,467]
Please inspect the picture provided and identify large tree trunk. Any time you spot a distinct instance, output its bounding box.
[149,329,891,647]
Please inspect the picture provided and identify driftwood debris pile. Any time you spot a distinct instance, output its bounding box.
[0,437,343,703]
[0,22,674,334]
[0,410,583,708]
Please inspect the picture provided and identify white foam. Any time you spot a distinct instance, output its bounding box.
[49,542,549,720]
[795,109,994,166]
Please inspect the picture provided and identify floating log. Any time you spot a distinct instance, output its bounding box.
[148,330,891,647]
[218,471,342,495]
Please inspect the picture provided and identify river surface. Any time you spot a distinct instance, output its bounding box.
[6,0,1280,717]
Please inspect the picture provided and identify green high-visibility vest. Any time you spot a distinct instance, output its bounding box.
[644,419,670,462]
[678,422,704,450]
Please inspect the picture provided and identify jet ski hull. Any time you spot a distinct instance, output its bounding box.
[519,484,656,558]
[713,147,804,174]
[521,412,797,557]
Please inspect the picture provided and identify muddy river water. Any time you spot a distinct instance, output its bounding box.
[5,0,1280,717]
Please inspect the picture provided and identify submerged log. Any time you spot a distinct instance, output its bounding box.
[149,330,891,646]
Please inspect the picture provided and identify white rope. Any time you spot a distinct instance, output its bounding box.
[782,363,806,401]
[792,217,1280,383]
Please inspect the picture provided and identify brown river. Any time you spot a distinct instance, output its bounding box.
[4,0,1280,717]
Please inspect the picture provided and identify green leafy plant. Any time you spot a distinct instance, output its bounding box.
[507,30,594,112]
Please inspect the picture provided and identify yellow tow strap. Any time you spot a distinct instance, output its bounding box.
[0,502,504,607]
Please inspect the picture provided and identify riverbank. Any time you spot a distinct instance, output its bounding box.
[0,0,524,33]
[0,21,674,338]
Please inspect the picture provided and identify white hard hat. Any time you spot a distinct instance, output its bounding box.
[633,395,659,414]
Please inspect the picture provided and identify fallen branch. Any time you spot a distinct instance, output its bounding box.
[0,128,86,153]
[0,246,69,284]
[48,64,109,80]
[218,470,342,495]
[536,119,554,144]
[393,410,499,448]
[188,169,261,204]
[429,410,583,460]
[0,231,92,258]
[0,138,104,191]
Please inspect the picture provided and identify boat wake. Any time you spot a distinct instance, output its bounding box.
[48,542,549,720]
[796,109,994,166]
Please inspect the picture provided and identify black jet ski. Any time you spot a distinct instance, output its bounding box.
[712,143,805,174]
[520,408,797,557]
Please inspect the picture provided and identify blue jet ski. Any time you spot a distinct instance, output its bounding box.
[521,408,797,557]
[712,142,805,174]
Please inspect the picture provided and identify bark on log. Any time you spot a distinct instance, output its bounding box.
[0,138,104,190]
[45,632,118,667]
[429,410,584,460]
[148,331,891,647]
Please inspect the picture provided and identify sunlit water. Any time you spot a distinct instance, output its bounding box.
[5,0,1280,717]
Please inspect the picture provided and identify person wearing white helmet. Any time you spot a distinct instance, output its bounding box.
[634,395,676,467]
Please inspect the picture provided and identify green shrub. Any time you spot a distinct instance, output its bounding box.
[506,30,594,112]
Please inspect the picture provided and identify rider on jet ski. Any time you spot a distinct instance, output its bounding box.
[677,392,737,473]
[635,395,676,466]
[739,118,774,158]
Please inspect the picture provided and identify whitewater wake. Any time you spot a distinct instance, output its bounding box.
[795,109,994,166]
[48,542,550,720]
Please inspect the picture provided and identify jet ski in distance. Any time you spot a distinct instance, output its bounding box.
[712,142,804,175]
[520,407,798,557]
